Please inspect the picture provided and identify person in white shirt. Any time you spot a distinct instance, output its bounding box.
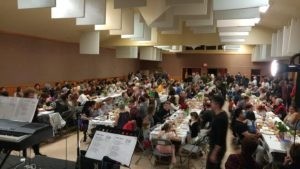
[77,91,89,106]
[252,76,258,86]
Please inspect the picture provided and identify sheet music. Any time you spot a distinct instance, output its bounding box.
[85,131,137,166]
[0,96,38,122]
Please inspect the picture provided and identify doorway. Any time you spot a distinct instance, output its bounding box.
[182,68,201,81]
[207,68,227,76]
[251,69,261,82]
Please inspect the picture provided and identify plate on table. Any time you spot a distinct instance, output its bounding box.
[260,129,275,135]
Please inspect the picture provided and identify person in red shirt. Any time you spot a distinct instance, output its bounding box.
[123,118,136,131]
[273,98,287,120]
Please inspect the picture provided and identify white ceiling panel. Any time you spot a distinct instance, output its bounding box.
[191,26,217,34]
[213,0,269,11]
[51,0,84,19]
[214,7,260,20]
[172,0,208,16]
[138,0,170,25]
[288,18,300,55]
[94,0,121,30]
[76,0,106,25]
[185,11,213,27]
[218,26,252,32]
[80,31,100,54]
[217,18,260,27]
[166,0,203,5]
[18,0,55,9]
[122,12,144,38]
[114,0,147,9]
[116,46,138,58]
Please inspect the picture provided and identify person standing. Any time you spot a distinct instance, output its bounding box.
[206,95,228,169]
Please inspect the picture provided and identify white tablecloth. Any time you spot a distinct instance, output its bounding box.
[150,109,201,144]
[93,92,124,102]
[88,116,115,132]
[256,111,300,161]
[159,94,168,103]
[38,110,55,116]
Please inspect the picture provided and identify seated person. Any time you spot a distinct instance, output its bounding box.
[114,103,130,129]
[273,98,286,120]
[284,105,299,129]
[199,102,213,129]
[104,97,114,112]
[279,144,300,169]
[95,102,107,116]
[189,112,200,139]
[244,103,256,133]
[225,137,262,169]
[232,108,264,165]
[81,101,96,142]
[232,108,260,140]
[157,123,181,164]
[154,101,171,124]
[122,116,136,132]
[54,93,69,114]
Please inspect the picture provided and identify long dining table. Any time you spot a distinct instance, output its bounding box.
[255,111,300,162]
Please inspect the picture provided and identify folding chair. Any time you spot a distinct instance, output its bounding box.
[135,128,152,165]
[61,110,75,128]
[150,138,173,166]
[179,130,209,169]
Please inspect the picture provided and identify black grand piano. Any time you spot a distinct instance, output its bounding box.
[0,119,53,168]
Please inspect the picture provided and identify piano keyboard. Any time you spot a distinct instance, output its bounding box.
[0,130,30,143]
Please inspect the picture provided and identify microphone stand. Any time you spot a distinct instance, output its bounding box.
[76,111,81,169]
[293,119,300,145]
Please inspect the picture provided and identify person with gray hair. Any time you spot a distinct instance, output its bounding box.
[273,98,287,120]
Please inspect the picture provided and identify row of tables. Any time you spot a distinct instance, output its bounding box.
[254,109,300,162]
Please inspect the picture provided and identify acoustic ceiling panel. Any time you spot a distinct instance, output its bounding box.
[190,26,216,34]
[18,0,55,9]
[276,29,283,57]
[140,47,162,61]
[271,32,277,57]
[282,25,291,56]
[95,0,121,30]
[51,0,85,19]
[214,7,260,20]
[213,0,269,11]
[116,46,138,59]
[76,0,106,25]
[80,31,100,54]
[132,22,151,41]
[114,0,146,8]
[138,0,170,25]
[121,8,134,35]
[288,19,300,55]
[218,26,252,32]
[122,12,144,38]
[217,18,260,27]
[172,0,208,16]
[150,9,174,28]
[185,11,213,27]
[166,0,203,5]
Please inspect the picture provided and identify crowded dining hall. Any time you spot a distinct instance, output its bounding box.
[0,0,300,169]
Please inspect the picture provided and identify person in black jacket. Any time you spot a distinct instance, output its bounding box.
[189,112,200,138]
